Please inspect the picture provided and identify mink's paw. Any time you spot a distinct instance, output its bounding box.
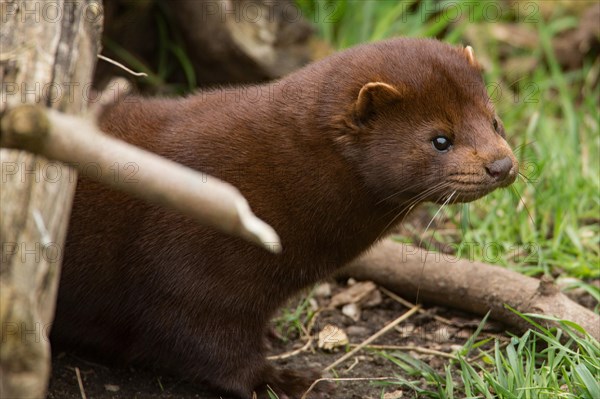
[256,368,335,399]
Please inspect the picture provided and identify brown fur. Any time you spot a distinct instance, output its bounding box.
[53,38,518,398]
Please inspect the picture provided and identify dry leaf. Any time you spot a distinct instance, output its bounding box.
[383,390,403,399]
[318,324,349,351]
[104,384,120,392]
[362,287,382,308]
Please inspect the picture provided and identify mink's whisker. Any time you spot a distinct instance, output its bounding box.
[510,185,535,226]
[514,140,537,153]
[418,191,456,249]
[375,181,451,222]
[517,172,536,187]
[395,182,455,229]
[372,182,453,242]
[376,178,443,205]
[415,190,456,305]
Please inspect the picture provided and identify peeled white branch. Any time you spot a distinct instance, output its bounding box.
[0,105,281,253]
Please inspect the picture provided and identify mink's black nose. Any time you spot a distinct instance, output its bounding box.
[485,156,513,180]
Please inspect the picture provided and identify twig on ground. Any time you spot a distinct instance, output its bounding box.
[379,286,454,325]
[345,357,360,371]
[324,305,421,372]
[267,309,322,360]
[301,377,398,399]
[267,337,313,361]
[74,367,87,399]
[349,344,458,360]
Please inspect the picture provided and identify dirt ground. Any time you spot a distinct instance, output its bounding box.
[47,281,512,399]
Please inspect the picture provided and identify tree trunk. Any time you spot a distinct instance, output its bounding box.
[167,0,314,84]
[0,1,103,397]
[95,0,315,89]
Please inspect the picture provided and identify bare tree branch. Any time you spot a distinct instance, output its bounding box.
[1,105,281,253]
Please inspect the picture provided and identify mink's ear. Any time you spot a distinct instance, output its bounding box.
[463,45,483,70]
[352,82,404,126]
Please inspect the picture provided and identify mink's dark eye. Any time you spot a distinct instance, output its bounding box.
[432,136,452,152]
[493,117,506,138]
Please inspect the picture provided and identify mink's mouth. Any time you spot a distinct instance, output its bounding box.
[447,187,499,203]
[433,169,518,204]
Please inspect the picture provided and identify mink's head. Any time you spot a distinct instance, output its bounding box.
[332,38,518,205]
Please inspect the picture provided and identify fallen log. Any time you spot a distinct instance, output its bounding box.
[341,240,599,341]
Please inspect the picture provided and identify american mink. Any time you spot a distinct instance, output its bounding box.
[53,38,518,398]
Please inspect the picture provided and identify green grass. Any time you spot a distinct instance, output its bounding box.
[297,0,498,47]
[297,0,599,397]
[273,291,317,341]
[377,311,600,399]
